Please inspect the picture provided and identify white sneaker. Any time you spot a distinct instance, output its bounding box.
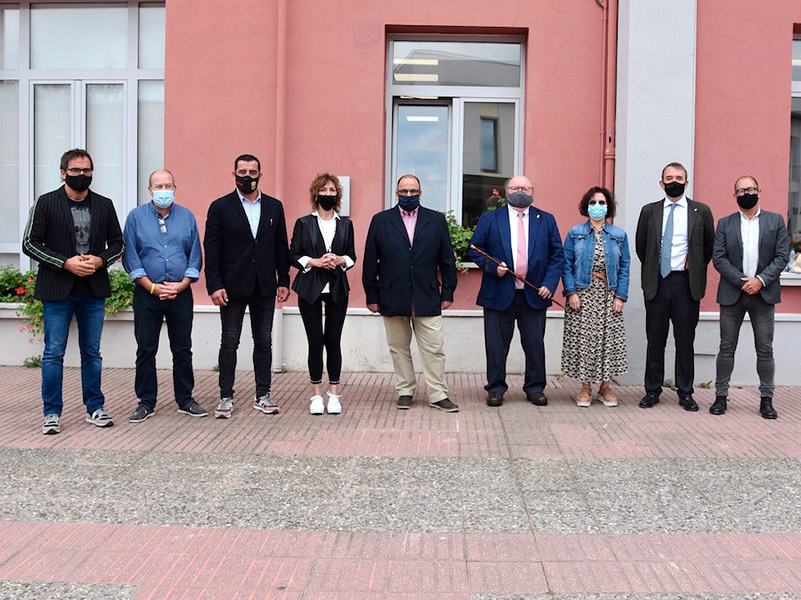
[309,395,324,415]
[214,397,233,419]
[327,391,342,415]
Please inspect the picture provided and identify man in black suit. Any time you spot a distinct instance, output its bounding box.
[362,174,459,412]
[710,175,789,419]
[23,148,124,434]
[204,154,290,419]
[635,162,714,411]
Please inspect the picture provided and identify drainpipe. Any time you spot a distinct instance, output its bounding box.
[598,0,618,193]
[272,0,288,372]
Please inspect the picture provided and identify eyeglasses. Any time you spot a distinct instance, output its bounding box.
[397,189,421,196]
[158,217,166,234]
[735,187,758,196]
[65,168,93,176]
[506,186,533,193]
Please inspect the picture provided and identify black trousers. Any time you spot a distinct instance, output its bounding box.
[133,286,194,410]
[218,293,275,399]
[298,293,348,384]
[644,270,699,397]
[483,290,547,395]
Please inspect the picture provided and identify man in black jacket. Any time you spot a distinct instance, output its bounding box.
[23,148,124,434]
[204,154,290,419]
[362,174,459,412]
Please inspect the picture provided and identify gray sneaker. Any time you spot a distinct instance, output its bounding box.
[42,413,60,435]
[253,394,279,414]
[214,397,234,419]
[177,400,208,418]
[86,408,114,427]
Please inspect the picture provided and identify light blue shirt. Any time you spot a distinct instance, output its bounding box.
[237,189,262,238]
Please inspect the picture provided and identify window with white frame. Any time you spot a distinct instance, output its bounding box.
[790,37,801,253]
[387,37,524,226]
[0,1,164,267]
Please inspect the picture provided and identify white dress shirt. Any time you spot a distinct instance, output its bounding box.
[740,207,761,280]
[237,189,262,238]
[508,206,529,289]
[662,196,688,272]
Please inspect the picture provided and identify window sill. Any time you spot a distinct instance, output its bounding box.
[780,272,801,286]
[458,261,478,270]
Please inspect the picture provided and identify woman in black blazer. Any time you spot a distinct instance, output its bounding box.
[289,173,356,415]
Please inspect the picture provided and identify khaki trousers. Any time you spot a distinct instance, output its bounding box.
[382,314,449,402]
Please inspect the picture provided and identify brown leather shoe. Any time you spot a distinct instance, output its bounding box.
[526,392,548,406]
[598,386,618,407]
[487,392,504,407]
[575,388,592,407]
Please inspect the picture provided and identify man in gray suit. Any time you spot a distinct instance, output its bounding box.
[710,175,789,419]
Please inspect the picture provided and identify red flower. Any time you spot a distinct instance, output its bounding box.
[492,189,500,196]
[27,277,34,284]
[16,287,27,295]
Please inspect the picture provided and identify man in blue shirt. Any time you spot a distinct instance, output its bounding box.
[122,169,206,422]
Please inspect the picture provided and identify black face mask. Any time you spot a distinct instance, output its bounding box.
[235,175,259,194]
[398,194,420,212]
[317,195,337,211]
[737,192,758,210]
[65,174,92,193]
[663,181,685,198]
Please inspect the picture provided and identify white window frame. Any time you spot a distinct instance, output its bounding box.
[385,34,525,222]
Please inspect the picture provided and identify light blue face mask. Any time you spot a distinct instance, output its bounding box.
[152,190,174,209]
[588,203,607,221]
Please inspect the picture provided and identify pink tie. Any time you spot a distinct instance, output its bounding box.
[515,211,527,281]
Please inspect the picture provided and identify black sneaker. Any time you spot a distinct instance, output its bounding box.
[429,398,459,412]
[177,400,208,418]
[129,404,154,423]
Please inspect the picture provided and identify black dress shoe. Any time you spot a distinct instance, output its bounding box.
[396,395,413,409]
[679,394,699,412]
[639,393,660,408]
[709,395,727,415]
[526,392,548,406]
[486,392,504,407]
[760,396,778,419]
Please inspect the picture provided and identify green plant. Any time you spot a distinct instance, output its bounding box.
[446,210,476,269]
[663,379,677,391]
[105,268,135,316]
[23,355,42,368]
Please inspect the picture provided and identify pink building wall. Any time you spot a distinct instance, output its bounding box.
[695,1,801,313]
[162,0,612,309]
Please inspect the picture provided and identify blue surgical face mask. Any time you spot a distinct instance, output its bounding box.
[588,203,607,221]
[152,190,174,209]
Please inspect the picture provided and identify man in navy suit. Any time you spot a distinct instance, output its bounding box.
[362,174,459,412]
[710,175,789,419]
[469,175,564,407]
[204,154,290,419]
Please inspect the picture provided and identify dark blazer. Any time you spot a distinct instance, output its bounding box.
[22,186,124,302]
[713,209,789,306]
[289,214,356,305]
[362,205,457,317]
[468,205,564,310]
[635,198,714,302]
[204,190,290,299]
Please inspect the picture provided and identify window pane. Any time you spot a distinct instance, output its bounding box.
[87,83,125,217]
[0,5,20,69]
[793,40,801,82]
[138,80,164,206]
[30,4,127,69]
[462,102,515,226]
[393,41,521,87]
[395,104,449,213]
[0,80,19,243]
[138,3,165,69]
[790,98,801,248]
[33,84,71,201]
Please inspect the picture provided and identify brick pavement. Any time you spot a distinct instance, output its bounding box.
[0,365,799,599]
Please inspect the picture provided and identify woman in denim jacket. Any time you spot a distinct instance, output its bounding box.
[561,187,630,407]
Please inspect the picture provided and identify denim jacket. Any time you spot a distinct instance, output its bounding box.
[562,220,630,301]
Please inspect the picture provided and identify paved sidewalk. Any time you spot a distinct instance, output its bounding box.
[0,365,799,599]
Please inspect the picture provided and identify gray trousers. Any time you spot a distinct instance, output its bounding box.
[715,293,775,398]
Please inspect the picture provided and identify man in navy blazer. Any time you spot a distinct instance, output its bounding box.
[204,154,290,419]
[362,174,459,412]
[469,175,564,407]
[710,175,789,419]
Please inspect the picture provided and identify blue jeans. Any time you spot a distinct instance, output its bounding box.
[715,293,775,398]
[41,294,106,416]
